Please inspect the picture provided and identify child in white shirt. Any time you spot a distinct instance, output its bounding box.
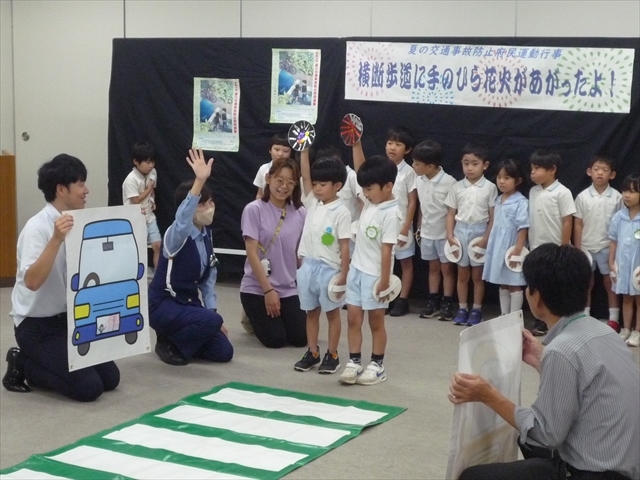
[341,155,400,386]
[412,140,457,321]
[573,155,622,331]
[253,133,292,199]
[122,142,161,268]
[294,150,351,374]
[445,143,498,326]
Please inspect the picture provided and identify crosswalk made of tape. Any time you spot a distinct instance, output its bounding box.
[1,382,405,480]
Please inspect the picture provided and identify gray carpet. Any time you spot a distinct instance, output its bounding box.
[1,283,638,479]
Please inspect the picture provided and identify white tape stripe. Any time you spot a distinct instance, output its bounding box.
[1,469,70,480]
[157,405,350,447]
[201,388,386,426]
[47,445,251,480]
[104,424,306,472]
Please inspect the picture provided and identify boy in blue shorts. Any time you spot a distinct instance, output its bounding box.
[445,143,497,326]
[294,150,351,374]
[122,142,162,269]
[412,140,458,320]
[341,156,399,386]
[573,155,621,331]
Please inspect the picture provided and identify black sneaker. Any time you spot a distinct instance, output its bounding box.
[318,351,340,374]
[531,319,548,336]
[155,338,189,366]
[294,349,321,372]
[389,298,410,317]
[438,300,455,322]
[419,298,441,318]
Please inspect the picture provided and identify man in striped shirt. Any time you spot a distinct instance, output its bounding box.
[449,243,640,480]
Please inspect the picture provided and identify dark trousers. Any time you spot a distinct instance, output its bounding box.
[150,299,233,362]
[460,442,630,480]
[15,315,120,402]
[240,292,306,348]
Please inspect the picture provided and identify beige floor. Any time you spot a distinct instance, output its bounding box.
[1,283,638,479]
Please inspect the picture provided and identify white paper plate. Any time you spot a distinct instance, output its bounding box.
[504,245,530,272]
[372,275,402,303]
[327,273,347,303]
[444,238,462,264]
[468,237,486,264]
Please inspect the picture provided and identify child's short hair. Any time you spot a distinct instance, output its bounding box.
[588,154,615,170]
[462,142,489,161]
[311,156,347,187]
[386,126,415,150]
[316,145,342,161]
[412,140,443,166]
[496,158,528,194]
[522,243,590,317]
[174,180,212,207]
[530,149,561,172]
[269,133,290,149]
[621,173,640,193]
[37,154,87,203]
[132,142,155,162]
[261,158,303,209]
[357,155,397,188]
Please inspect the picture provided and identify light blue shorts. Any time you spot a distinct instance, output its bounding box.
[420,238,449,263]
[454,222,487,268]
[147,218,161,244]
[346,266,388,311]
[589,248,611,274]
[296,258,344,312]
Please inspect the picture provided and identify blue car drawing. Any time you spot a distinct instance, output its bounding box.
[70,219,145,356]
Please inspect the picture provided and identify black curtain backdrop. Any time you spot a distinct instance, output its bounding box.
[108,37,639,315]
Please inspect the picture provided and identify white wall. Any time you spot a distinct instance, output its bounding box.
[4,0,639,231]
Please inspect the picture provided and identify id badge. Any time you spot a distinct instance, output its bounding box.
[261,258,271,277]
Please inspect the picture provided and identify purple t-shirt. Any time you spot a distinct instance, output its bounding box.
[240,199,306,297]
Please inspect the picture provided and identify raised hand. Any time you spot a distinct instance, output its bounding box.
[186,148,213,181]
[53,214,74,243]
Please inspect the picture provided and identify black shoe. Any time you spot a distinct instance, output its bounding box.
[294,348,321,372]
[419,298,441,318]
[155,338,189,366]
[2,348,30,393]
[438,300,455,322]
[318,351,341,374]
[531,319,548,336]
[389,298,410,317]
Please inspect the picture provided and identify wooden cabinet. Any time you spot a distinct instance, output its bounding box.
[0,154,17,286]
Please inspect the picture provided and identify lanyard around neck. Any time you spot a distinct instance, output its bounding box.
[559,313,587,333]
[258,206,286,255]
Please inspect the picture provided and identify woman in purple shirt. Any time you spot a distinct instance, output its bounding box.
[240,158,306,348]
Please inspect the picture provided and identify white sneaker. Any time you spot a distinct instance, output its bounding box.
[339,361,363,385]
[356,361,387,386]
[619,328,631,341]
[626,330,640,347]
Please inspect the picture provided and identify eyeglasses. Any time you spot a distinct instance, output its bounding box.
[272,177,297,189]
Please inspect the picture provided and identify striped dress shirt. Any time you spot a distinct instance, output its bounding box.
[514,314,640,480]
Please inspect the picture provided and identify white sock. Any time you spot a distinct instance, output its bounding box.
[499,289,511,315]
[472,303,482,310]
[584,307,591,315]
[609,308,620,322]
[510,291,524,313]
[459,303,468,311]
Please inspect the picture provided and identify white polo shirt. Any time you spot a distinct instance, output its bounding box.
[253,161,272,189]
[10,204,68,327]
[352,196,400,277]
[298,194,352,270]
[444,176,498,225]
[338,166,361,222]
[392,160,417,223]
[122,167,156,224]
[529,180,577,250]
[574,185,622,252]
[415,167,457,240]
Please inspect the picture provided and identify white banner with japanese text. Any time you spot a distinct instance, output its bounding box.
[345,42,635,113]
